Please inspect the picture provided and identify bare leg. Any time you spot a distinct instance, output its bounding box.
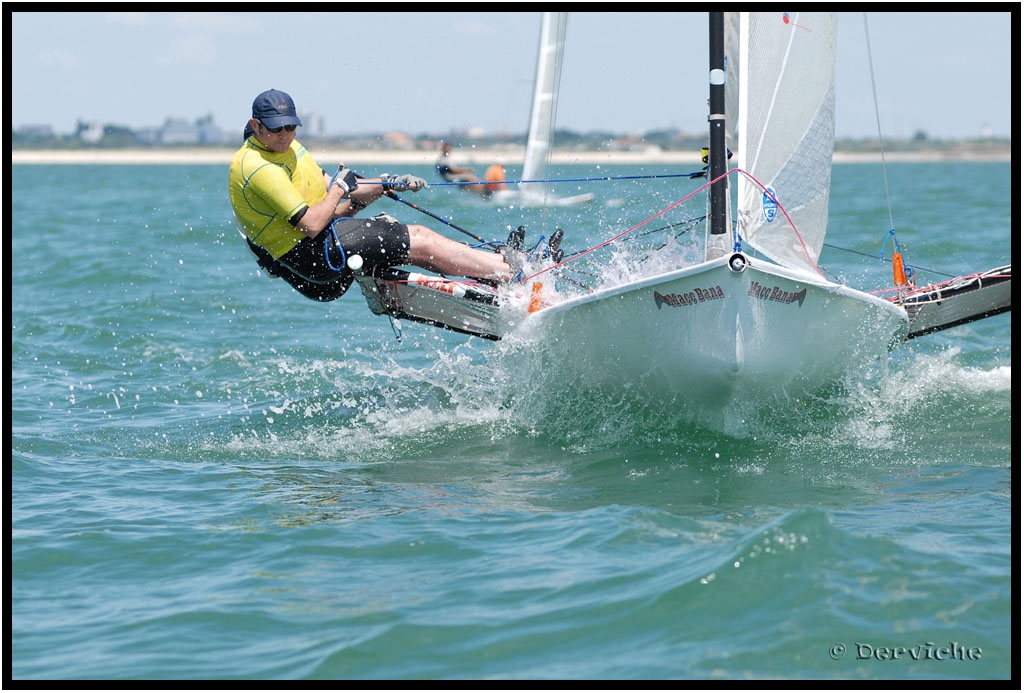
[406,224,510,281]
[447,172,490,198]
[466,182,491,198]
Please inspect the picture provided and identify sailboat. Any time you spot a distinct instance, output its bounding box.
[514,11,1009,411]
[356,11,1011,415]
[490,12,595,208]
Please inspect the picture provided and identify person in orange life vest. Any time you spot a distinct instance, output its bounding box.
[435,141,500,199]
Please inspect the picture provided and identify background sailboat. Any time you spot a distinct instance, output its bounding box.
[491,12,595,208]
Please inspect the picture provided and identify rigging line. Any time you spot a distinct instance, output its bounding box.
[636,217,705,239]
[732,167,826,279]
[349,171,493,246]
[383,190,492,246]
[545,13,569,175]
[518,183,708,283]
[548,269,593,293]
[822,242,957,279]
[431,172,700,188]
[862,13,896,234]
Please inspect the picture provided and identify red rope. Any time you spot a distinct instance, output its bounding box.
[731,167,825,279]
[522,167,828,283]
[519,180,711,283]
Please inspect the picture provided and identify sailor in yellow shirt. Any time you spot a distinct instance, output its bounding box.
[229,89,516,302]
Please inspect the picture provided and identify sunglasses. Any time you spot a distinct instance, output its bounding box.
[260,121,297,133]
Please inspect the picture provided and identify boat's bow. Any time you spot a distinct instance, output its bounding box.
[516,253,909,410]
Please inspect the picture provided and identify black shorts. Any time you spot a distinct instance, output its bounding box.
[247,217,411,302]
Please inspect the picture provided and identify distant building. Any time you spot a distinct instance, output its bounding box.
[161,118,200,145]
[380,131,414,149]
[298,110,326,138]
[134,127,162,146]
[16,124,55,140]
[197,121,227,145]
[154,117,229,145]
[77,120,104,144]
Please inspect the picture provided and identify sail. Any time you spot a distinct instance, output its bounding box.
[518,12,568,202]
[728,12,837,274]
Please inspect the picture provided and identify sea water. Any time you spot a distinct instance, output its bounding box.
[10,160,1014,680]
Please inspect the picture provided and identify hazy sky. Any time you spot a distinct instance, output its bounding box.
[11,11,1014,140]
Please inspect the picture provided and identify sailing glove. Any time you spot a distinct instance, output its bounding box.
[331,166,359,195]
[381,174,429,192]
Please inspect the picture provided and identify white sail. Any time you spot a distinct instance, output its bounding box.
[518,12,566,202]
[730,12,837,274]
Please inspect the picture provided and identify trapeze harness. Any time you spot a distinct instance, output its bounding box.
[229,138,410,302]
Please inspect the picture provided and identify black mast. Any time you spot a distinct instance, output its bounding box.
[708,12,728,237]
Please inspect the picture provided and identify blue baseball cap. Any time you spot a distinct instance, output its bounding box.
[251,89,302,129]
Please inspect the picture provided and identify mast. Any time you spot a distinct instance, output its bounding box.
[708,12,728,238]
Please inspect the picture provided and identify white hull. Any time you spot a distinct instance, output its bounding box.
[352,11,1008,426]
[490,189,595,208]
[516,253,910,409]
[355,254,1021,417]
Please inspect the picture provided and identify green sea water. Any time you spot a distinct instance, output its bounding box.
[10,160,1014,680]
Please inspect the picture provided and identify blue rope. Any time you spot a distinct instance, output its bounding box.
[433,172,700,188]
[324,219,347,272]
[879,227,914,283]
[878,228,900,259]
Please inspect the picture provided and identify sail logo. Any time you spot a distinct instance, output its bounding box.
[654,286,724,309]
[762,187,778,223]
[747,281,807,306]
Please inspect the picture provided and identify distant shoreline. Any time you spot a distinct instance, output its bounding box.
[11,147,1011,166]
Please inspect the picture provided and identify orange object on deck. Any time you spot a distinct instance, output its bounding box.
[893,249,908,285]
[528,282,544,313]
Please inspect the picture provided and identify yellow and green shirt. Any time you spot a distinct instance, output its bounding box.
[228,138,327,258]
